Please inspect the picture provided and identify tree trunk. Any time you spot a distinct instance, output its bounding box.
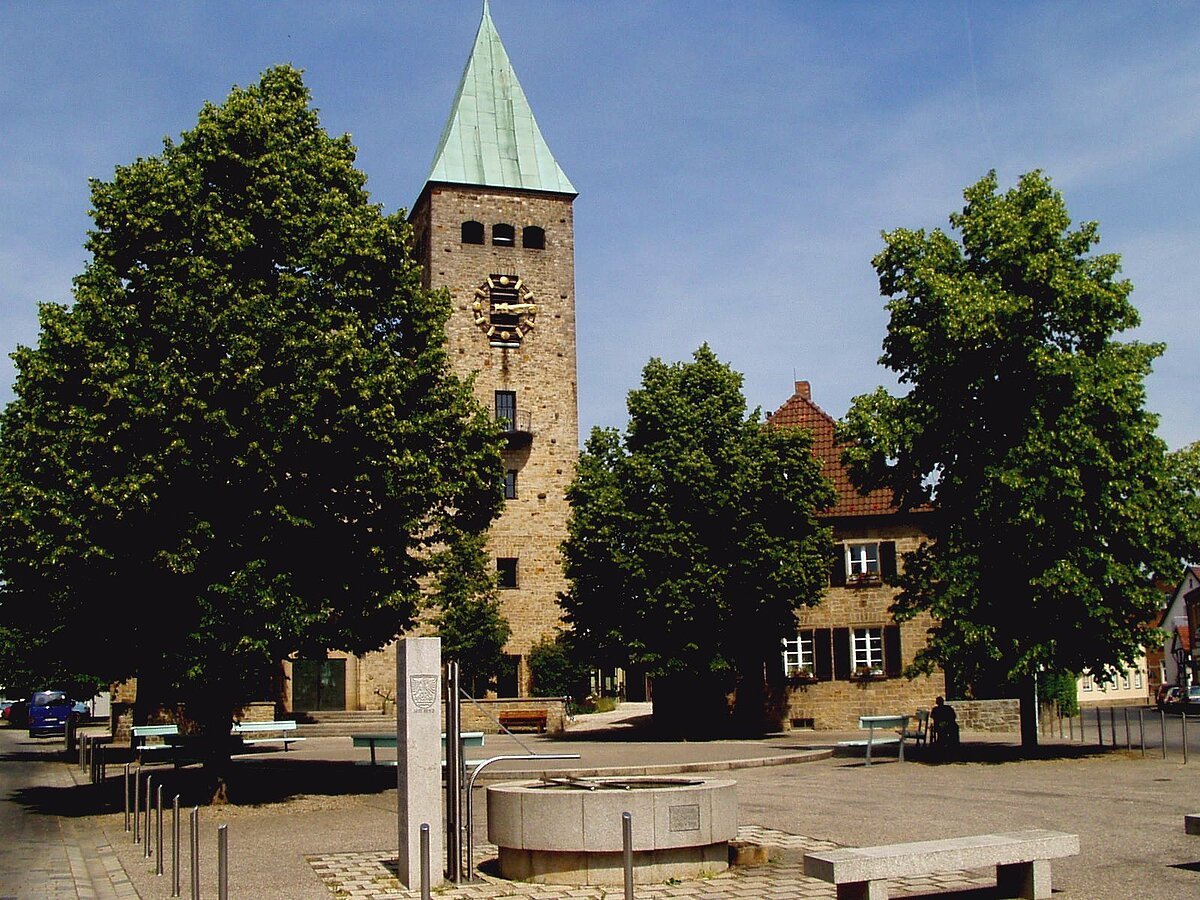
[1018,674,1039,749]
[194,700,235,805]
[652,672,731,739]
[731,657,787,736]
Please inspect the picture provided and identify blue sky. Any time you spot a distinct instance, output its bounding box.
[2,2,1198,449]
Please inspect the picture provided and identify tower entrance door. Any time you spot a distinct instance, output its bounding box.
[292,658,346,711]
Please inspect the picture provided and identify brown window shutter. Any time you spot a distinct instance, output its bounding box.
[830,550,847,587]
[881,541,898,581]
[832,628,851,680]
[814,628,833,680]
[884,625,902,677]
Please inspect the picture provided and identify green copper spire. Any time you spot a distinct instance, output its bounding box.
[425,1,576,195]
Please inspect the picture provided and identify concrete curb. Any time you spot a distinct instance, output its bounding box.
[471,747,832,782]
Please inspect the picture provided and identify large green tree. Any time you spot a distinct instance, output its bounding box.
[560,345,834,736]
[0,66,503,792]
[839,170,1189,746]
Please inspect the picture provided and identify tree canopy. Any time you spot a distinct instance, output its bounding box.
[0,66,503,780]
[839,170,1190,745]
[560,345,834,735]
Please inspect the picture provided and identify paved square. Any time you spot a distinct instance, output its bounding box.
[307,826,995,899]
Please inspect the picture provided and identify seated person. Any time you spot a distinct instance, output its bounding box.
[929,696,959,746]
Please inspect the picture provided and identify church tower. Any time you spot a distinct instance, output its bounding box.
[409,2,578,693]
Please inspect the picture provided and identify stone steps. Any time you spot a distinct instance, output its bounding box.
[292,710,394,737]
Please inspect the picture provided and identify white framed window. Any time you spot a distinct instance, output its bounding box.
[852,627,883,674]
[1122,672,1131,691]
[1082,674,1093,691]
[846,543,880,580]
[1135,670,1143,689]
[782,632,815,677]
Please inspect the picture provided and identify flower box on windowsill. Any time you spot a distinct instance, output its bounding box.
[788,670,819,684]
[852,668,886,681]
[847,573,883,588]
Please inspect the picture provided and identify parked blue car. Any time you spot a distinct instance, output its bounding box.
[27,690,80,737]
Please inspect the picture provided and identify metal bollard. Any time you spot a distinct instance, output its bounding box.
[157,784,165,876]
[1109,706,1117,746]
[172,794,181,897]
[134,768,141,844]
[1097,707,1104,746]
[1161,709,1168,760]
[1068,713,1074,741]
[420,823,431,900]
[124,764,131,832]
[145,775,154,859]
[79,734,86,770]
[1184,712,1189,765]
[217,824,228,900]
[1138,709,1145,757]
[1124,708,1131,752]
[622,811,634,900]
[190,806,200,900]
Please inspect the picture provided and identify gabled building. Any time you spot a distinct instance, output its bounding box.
[767,381,944,729]
[1160,566,1200,690]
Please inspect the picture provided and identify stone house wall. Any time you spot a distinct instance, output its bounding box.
[947,698,1020,732]
[784,518,945,730]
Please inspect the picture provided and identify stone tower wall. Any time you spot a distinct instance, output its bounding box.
[414,184,578,691]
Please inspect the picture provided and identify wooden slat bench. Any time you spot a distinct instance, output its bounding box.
[231,720,304,750]
[804,828,1079,900]
[498,709,548,733]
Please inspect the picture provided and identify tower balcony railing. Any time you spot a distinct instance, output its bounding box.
[496,410,534,446]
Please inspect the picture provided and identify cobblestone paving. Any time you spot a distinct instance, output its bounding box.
[308,826,994,899]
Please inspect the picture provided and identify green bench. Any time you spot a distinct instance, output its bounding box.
[231,719,304,750]
[352,731,485,766]
[131,724,181,764]
[837,714,910,765]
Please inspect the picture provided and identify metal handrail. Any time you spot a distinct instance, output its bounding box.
[462,753,581,881]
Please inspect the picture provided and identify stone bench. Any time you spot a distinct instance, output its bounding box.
[803,828,1079,899]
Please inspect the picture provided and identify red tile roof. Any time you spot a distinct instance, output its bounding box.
[766,380,921,518]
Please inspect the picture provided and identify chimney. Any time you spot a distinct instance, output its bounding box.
[795,380,811,400]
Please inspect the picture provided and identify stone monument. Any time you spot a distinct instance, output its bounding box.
[396,637,443,888]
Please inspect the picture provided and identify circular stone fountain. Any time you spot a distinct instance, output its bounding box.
[486,776,738,885]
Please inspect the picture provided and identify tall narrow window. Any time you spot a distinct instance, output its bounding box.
[461,220,484,244]
[495,391,516,431]
[782,631,815,677]
[497,557,518,589]
[522,225,545,249]
[851,627,883,674]
[504,469,518,500]
[492,223,515,246]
